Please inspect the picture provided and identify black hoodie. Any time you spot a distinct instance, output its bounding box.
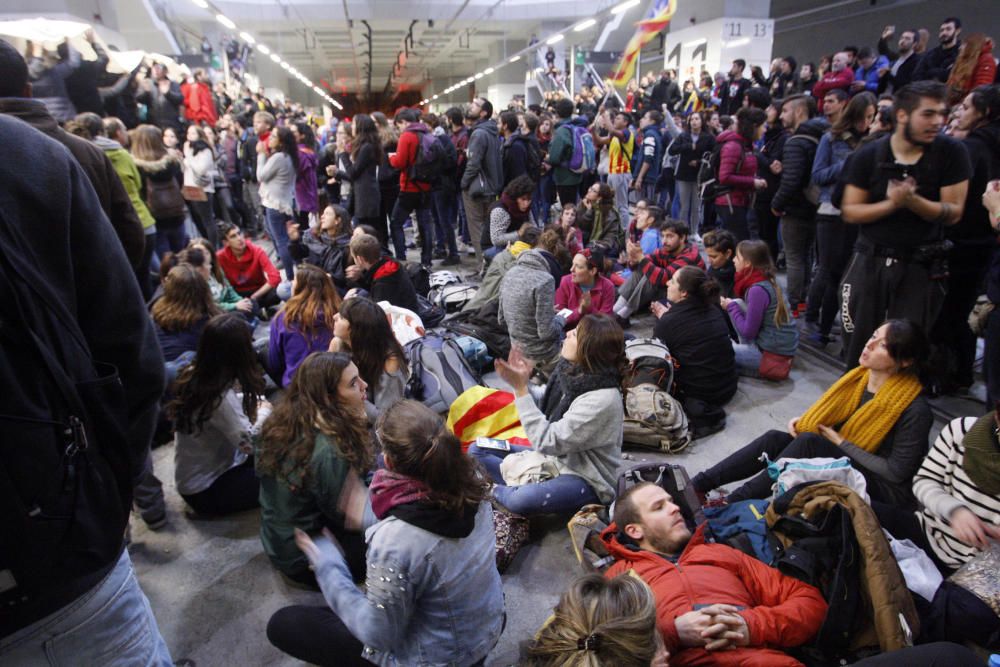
[952,121,1000,246]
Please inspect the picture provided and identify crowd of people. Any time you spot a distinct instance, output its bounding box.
[1,12,1000,667]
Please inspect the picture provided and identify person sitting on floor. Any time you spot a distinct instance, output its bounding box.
[286,204,353,295]
[872,410,1000,649]
[625,200,664,255]
[185,238,254,316]
[721,240,799,378]
[693,319,933,510]
[151,263,221,365]
[329,296,409,420]
[485,174,536,261]
[346,233,419,313]
[169,313,269,515]
[524,573,669,667]
[702,229,737,297]
[266,400,504,667]
[216,222,281,310]
[462,223,540,313]
[652,266,738,437]
[577,182,625,256]
[498,246,566,374]
[555,250,616,329]
[601,482,827,667]
[554,203,584,256]
[613,219,705,326]
[256,352,375,585]
[468,314,625,516]
[268,264,342,387]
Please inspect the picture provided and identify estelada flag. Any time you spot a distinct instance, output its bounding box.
[610,0,678,86]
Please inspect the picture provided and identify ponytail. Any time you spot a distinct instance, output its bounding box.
[674,266,721,307]
[771,278,791,327]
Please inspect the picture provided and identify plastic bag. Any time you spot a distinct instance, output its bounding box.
[949,540,1000,617]
[888,535,944,602]
[765,455,869,503]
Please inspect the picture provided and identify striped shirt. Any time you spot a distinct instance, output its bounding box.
[913,416,1000,569]
[608,129,635,175]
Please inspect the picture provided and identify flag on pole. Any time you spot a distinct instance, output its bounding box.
[610,0,678,87]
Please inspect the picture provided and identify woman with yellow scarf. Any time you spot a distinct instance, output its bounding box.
[693,319,933,509]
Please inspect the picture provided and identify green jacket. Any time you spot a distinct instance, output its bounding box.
[98,138,155,230]
[546,119,583,187]
[208,274,244,311]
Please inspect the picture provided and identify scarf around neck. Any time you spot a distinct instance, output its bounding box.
[368,469,476,538]
[733,267,769,300]
[540,359,621,423]
[501,192,532,225]
[370,469,430,519]
[796,367,923,452]
[960,411,1000,496]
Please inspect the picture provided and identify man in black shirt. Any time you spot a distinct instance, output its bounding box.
[912,17,961,84]
[840,81,971,368]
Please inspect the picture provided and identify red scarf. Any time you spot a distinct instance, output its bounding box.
[733,267,769,299]
[369,469,431,520]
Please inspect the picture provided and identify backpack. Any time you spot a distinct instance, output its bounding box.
[616,462,704,531]
[622,384,691,453]
[408,128,446,185]
[428,283,478,314]
[444,301,512,360]
[522,137,543,182]
[435,134,458,189]
[404,332,483,414]
[406,262,431,297]
[145,177,186,219]
[624,338,673,390]
[698,140,744,202]
[562,123,597,174]
[415,294,445,328]
[0,220,132,621]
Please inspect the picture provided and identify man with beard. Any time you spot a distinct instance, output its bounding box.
[812,51,854,114]
[839,81,971,368]
[600,483,827,666]
[913,17,962,84]
[878,26,924,93]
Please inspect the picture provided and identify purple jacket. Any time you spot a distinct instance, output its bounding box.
[295,145,319,213]
[268,311,334,386]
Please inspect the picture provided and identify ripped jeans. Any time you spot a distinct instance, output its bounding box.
[467,443,600,516]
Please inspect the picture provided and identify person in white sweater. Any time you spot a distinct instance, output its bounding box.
[183,124,218,247]
[468,313,626,515]
[258,126,298,281]
[169,313,270,515]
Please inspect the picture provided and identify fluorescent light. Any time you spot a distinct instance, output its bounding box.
[509,55,521,63]
[724,38,751,48]
[216,14,236,30]
[484,67,495,74]
[474,72,483,79]
[270,53,281,63]
[574,19,597,31]
[683,38,708,48]
[257,44,271,55]
[191,0,208,8]
[546,34,564,45]
[432,94,439,99]
[610,0,640,14]
[281,62,290,70]
[239,31,255,44]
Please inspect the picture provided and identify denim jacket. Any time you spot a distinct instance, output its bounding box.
[311,500,504,666]
[811,131,858,211]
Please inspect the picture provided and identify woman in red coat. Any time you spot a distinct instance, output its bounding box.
[947,33,996,104]
[181,69,218,127]
[714,107,767,241]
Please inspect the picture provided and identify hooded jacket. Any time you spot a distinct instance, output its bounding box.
[772,117,830,218]
[136,79,184,132]
[546,117,587,187]
[714,130,759,209]
[462,118,503,198]
[362,256,419,313]
[133,154,186,221]
[94,136,156,231]
[913,41,960,83]
[498,249,563,363]
[389,122,434,194]
[217,239,281,296]
[501,132,541,187]
[180,80,218,126]
[289,231,351,291]
[0,97,144,266]
[601,523,827,667]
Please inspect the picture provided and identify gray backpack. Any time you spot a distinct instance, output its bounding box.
[623,384,691,453]
[403,332,483,414]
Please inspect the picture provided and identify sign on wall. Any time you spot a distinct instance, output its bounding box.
[661,17,774,82]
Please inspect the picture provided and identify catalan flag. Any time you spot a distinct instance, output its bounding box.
[610,0,678,86]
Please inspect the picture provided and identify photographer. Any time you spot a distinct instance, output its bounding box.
[839,82,970,368]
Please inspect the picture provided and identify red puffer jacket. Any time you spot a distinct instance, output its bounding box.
[601,523,827,667]
[714,130,758,210]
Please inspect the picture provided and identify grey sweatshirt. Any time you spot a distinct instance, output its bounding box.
[498,249,564,363]
[515,387,624,503]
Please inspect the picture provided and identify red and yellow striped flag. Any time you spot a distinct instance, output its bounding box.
[610,0,678,86]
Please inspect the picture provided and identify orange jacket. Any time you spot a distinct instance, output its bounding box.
[601,523,827,667]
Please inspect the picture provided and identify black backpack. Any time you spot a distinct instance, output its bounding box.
[698,139,744,202]
[0,218,132,626]
[435,134,458,190]
[408,128,447,185]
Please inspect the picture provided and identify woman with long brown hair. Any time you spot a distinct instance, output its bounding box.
[151,263,220,362]
[182,123,218,247]
[267,400,503,667]
[946,33,996,104]
[337,114,383,236]
[131,123,188,258]
[169,313,268,515]
[257,352,374,585]
[576,181,624,255]
[268,264,341,387]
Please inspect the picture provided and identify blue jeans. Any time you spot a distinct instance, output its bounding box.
[264,206,295,281]
[732,341,762,378]
[533,172,555,225]
[432,189,459,257]
[390,191,434,265]
[468,444,601,516]
[0,550,172,666]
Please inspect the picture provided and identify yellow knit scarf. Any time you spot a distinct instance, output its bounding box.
[796,367,922,453]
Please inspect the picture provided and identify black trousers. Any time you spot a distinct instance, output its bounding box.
[718,205,750,241]
[805,214,857,335]
[754,205,780,263]
[556,184,579,207]
[181,458,259,516]
[929,243,992,389]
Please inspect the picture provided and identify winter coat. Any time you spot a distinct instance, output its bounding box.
[257,152,296,215]
[181,80,218,126]
[714,130,759,210]
[498,249,563,363]
[0,98,145,266]
[554,274,616,328]
[289,231,352,291]
[133,154,185,222]
[951,121,1000,246]
[577,206,625,255]
[669,131,716,182]
[184,143,217,193]
[913,42,961,83]
[545,117,587,187]
[65,42,109,115]
[811,130,862,209]
[655,299,738,406]
[461,241,531,312]
[765,481,920,652]
[336,143,380,219]
[719,76,751,115]
[602,523,827,667]
[462,119,504,197]
[812,68,854,112]
[855,56,890,93]
[27,47,81,123]
[389,122,433,194]
[948,39,997,100]
[361,257,419,313]
[295,146,319,213]
[772,117,829,218]
[95,137,155,231]
[136,79,185,132]
[755,126,788,208]
[634,124,664,186]
[501,133,540,186]
[878,51,922,93]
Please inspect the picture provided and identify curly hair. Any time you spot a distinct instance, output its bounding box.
[257,352,374,487]
[151,264,220,332]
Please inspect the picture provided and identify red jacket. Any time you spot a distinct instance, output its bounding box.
[181,81,218,126]
[601,524,827,667]
[216,239,280,296]
[812,67,854,112]
[639,241,706,288]
[714,130,759,210]
[389,123,433,193]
